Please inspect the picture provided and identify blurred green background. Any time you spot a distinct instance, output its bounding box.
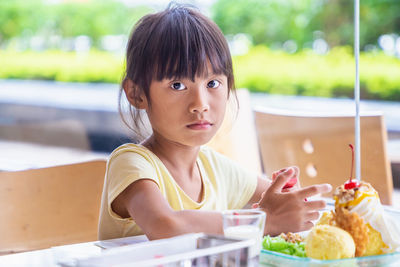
[1,0,400,100]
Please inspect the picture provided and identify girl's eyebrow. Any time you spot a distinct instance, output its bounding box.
[206,73,226,80]
[199,72,225,79]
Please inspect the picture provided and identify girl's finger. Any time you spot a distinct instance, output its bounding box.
[304,199,327,210]
[304,211,320,221]
[292,166,301,187]
[291,166,299,178]
[268,167,294,192]
[299,221,314,232]
[272,167,289,181]
[272,169,283,180]
[298,184,332,198]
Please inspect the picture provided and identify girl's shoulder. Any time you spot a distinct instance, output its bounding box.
[108,143,159,166]
[110,142,145,154]
[110,142,147,156]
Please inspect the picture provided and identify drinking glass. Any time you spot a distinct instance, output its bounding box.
[222,209,266,258]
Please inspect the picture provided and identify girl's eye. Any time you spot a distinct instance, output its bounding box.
[207,80,220,89]
[171,82,186,91]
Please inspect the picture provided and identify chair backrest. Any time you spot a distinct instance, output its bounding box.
[254,107,393,205]
[0,160,107,254]
[207,89,261,173]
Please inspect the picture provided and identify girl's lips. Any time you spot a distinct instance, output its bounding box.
[187,121,212,130]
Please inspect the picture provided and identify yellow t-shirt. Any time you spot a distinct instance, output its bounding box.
[98,143,258,240]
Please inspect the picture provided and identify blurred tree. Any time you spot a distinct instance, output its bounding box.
[361,0,400,46]
[310,0,400,48]
[0,0,44,43]
[2,0,399,51]
[212,0,400,50]
[0,0,151,48]
[212,0,322,49]
[50,0,151,46]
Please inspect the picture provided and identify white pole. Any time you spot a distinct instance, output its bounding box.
[355,0,361,181]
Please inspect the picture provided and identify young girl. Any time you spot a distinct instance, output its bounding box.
[98,4,331,241]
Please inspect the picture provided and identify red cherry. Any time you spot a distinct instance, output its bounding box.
[344,180,359,189]
[283,177,297,189]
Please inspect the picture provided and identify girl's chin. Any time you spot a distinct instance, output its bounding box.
[153,131,218,148]
[186,139,213,147]
[181,135,215,147]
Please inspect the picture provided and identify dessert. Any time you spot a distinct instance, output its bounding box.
[305,224,356,260]
[317,145,400,257]
[263,144,399,261]
[318,180,400,257]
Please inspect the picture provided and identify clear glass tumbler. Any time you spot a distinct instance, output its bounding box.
[222,209,266,259]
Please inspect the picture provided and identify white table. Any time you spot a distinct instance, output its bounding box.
[0,235,148,266]
[0,234,254,267]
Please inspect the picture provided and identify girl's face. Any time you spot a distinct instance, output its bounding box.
[145,72,229,147]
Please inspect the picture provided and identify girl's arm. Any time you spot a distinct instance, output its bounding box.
[247,175,271,205]
[111,179,223,240]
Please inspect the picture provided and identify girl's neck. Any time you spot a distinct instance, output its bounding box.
[142,134,200,175]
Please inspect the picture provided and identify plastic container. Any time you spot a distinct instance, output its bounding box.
[59,233,255,267]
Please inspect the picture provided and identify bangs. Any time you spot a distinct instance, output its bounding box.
[147,7,231,81]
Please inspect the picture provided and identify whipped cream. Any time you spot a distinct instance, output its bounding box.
[347,184,400,253]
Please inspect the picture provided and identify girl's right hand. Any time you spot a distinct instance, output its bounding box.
[257,167,332,236]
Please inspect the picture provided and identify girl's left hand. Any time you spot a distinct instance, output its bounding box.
[252,166,301,209]
[272,166,301,192]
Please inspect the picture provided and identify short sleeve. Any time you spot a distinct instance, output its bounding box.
[107,150,159,207]
[201,147,258,209]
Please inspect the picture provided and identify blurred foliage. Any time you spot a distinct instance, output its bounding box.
[234,46,400,100]
[0,0,151,47]
[1,47,400,100]
[0,49,123,83]
[212,0,321,47]
[212,0,400,49]
[2,0,399,50]
[0,0,42,42]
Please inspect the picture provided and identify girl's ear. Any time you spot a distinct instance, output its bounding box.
[123,79,148,109]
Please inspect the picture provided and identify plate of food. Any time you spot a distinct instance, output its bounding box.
[259,179,400,267]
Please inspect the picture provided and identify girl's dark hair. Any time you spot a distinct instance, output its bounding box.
[119,3,236,140]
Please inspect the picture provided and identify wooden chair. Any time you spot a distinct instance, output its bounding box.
[254,107,393,205]
[0,160,107,254]
[207,89,262,173]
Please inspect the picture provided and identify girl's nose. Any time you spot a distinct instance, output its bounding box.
[189,89,210,114]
